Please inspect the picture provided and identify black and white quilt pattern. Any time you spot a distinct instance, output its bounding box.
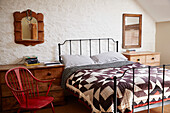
[66,63,170,113]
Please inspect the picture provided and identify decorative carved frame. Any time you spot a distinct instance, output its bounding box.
[13,9,44,46]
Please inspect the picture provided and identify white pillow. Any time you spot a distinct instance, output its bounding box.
[61,55,94,68]
[91,51,127,64]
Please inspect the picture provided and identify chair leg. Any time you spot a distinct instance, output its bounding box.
[51,102,55,113]
[17,108,21,113]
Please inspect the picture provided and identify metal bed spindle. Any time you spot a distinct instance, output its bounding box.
[70,40,72,55]
[132,67,135,113]
[162,64,165,113]
[80,40,82,55]
[116,41,118,52]
[89,39,92,56]
[58,43,61,62]
[114,76,117,113]
[108,38,109,52]
[148,66,151,113]
[99,39,101,54]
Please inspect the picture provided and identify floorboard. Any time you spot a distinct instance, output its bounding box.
[22,96,170,113]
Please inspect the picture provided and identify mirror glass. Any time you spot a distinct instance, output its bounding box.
[21,16,38,40]
[122,14,142,49]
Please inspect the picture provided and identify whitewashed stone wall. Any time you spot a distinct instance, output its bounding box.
[0,0,155,65]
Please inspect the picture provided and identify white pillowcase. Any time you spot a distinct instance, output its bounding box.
[61,55,94,68]
[91,51,127,64]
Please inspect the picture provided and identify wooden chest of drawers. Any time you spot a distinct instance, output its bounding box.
[0,64,65,112]
[122,51,160,66]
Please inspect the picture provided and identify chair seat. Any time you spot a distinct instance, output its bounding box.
[20,96,54,110]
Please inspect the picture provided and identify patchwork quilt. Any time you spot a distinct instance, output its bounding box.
[65,62,170,113]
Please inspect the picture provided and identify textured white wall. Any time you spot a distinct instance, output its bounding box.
[0,0,156,65]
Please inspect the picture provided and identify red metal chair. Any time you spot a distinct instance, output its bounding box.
[5,67,55,113]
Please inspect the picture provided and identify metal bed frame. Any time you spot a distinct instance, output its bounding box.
[58,38,118,62]
[58,38,169,113]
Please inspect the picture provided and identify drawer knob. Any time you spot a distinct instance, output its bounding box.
[47,72,52,76]
[137,59,140,61]
[152,57,155,60]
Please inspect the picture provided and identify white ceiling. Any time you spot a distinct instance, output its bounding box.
[136,0,170,22]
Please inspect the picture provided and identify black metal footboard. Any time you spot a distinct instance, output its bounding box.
[114,64,170,113]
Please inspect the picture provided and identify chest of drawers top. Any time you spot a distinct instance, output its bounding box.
[0,63,64,71]
[122,51,160,56]
[122,51,160,66]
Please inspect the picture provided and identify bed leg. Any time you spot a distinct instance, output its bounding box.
[114,76,117,113]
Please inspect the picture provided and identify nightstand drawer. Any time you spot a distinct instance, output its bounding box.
[0,71,6,84]
[2,96,19,111]
[38,80,63,92]
[146,54,160,63]
[34,67,64,80]
[1,79,63,97]
[130,56,145,64]
[1,84,13,97]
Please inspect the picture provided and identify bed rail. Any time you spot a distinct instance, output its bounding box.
[58,38,118,62]
[114,64,170,113]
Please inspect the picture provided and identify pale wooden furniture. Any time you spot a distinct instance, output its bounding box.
[122,51,160,66]
[0,64,65,112]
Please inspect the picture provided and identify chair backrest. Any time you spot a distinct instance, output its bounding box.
[5,67,39,105]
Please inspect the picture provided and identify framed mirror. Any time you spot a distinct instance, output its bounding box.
[21,16,38,40]
[13,9,44,46]
[122,14,142,49]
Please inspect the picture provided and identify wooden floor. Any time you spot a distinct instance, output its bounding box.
[22,96,170,113]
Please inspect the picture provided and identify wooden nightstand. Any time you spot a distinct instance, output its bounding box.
[0,64,65,112]
[122,51,160,66]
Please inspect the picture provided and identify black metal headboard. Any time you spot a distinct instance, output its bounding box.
[58,38,118,62]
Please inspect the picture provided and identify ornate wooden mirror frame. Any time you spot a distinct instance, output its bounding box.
[13,9,44,46]
[122,14,142,49]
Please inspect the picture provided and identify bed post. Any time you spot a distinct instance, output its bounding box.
[162,64,165,113]
[148,66,151,113]
[116,41,118,52]
[114,76,117,113]
[69,40,72,55]
[108,38,109,52]
[89,39,92,56]
[58,43,61,62]
[132,67,135,113]
[99,39,101,53]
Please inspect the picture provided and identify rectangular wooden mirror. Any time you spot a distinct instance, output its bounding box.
[122,14,142,49]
